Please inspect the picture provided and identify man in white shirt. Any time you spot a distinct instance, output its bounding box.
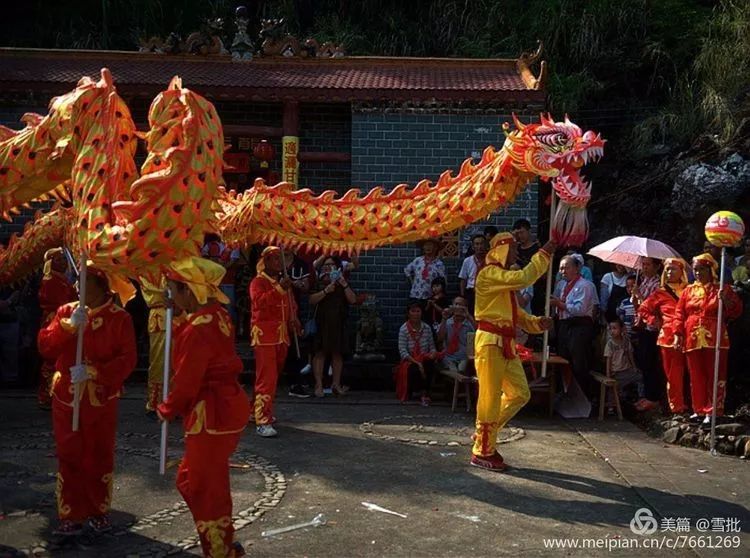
[551,254,599,398]
[459,234,488,314]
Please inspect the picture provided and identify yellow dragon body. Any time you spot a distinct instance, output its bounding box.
[0,69,603,284]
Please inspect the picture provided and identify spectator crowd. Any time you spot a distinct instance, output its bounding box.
[2,217,750,424]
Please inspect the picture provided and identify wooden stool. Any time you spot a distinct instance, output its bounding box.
[440,368,477,412]
[590,372,623,420]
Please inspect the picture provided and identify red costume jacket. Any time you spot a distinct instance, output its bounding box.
[158,303,250,435]
[39,272,76,326]
[637,287,682,348]
[674,283,742,352]
[38,300,137,406]
[249,272,297,346]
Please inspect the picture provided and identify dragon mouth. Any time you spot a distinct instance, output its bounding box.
[550,144,604,207]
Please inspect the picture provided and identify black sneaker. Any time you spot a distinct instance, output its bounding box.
[288,384,311,398]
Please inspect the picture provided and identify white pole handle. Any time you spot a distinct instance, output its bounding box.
[709,247,727,456]
[541,192,558,378]
[72,254,88,432]
[159,288,174,475]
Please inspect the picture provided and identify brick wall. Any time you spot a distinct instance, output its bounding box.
[348,108,541,345]
[298,103,351,191]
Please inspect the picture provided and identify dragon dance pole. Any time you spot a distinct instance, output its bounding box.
[709,247,727,456]
[72,254,88,432]
[540,190,558,379]
[279,248,301,359]
[159,288,174,475]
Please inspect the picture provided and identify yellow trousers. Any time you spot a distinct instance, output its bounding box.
[146,330,165,411]
[472,344,530,458]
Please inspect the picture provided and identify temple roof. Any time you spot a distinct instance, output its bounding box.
[0,48,546,103]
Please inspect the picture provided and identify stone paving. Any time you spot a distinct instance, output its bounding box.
[1,387,749,557]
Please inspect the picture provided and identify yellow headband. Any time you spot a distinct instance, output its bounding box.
[257,246,281,275]
[167,256,229,305]
[693,252,718,274]
[43,248,65,277]
[661,258,688,287]
[86,260,137,304]
[486,232,514,267]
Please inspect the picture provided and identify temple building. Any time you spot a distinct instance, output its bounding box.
[0,32,546,341]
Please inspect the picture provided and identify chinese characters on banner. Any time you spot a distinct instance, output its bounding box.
[282,136,299,186]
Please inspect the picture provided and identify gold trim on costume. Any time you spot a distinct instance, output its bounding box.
[56,472,72,518]
[191,314,214,327]
[196,516,232,557]
[100,472,113,513]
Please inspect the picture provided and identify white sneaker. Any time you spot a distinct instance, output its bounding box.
[256,424,278,437]
[300,364,312,375]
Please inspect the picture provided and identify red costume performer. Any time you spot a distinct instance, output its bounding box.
[249,247,300,435]
[159,257,250,558]
[674,253,742,416]
[37,264,137,535]
[37,248,76,408]
[637,258,689,414]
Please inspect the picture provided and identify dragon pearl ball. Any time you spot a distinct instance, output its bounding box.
[705,211,745,247]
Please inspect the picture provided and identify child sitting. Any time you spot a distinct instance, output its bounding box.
[616,275,638,339]
[604,319,643,407]
[424,276,448,339]
[437,296,476,374]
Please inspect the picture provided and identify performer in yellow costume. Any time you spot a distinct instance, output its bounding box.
[471,232,555,471]
[141,277,168,415]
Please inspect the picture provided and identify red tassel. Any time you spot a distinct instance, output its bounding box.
[551,202,589,247]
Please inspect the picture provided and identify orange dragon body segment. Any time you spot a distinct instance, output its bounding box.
[0,108,74,221]
[0,68,603,284]
[0,70,224,283]
[219,114,604,253]
[0,207,70,284]
[89,75,224,276]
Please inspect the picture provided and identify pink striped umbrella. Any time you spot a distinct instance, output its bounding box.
[587,236,682,270]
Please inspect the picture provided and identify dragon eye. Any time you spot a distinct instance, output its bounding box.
[537,132,570,148]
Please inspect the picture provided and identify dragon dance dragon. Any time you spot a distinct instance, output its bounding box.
[0,69,603,284]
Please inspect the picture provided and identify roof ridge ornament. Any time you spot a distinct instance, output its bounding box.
[231,6,254,61]
[516,40,547,91]
[259,17,345,58]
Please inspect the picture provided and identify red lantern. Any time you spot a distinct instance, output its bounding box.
[253,139,275,168]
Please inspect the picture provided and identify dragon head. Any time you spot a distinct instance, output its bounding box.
[504,114,605,207]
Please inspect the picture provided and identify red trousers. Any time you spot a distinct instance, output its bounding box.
[660,347,687,413]
[38,360,54,407]
[178,431,241,558]
[686,348,728,415]
[253,344,288,424]
[52,397,118,521]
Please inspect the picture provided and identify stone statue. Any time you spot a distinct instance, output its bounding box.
[354,296,385,361]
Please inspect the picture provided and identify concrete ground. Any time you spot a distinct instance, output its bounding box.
[0,386,748,557]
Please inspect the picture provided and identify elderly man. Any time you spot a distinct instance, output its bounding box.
[249,247,302,437]
[551,254,599,397]
[471,232,556,471]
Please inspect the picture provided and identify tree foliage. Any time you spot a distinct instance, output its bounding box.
[1,0,745,151]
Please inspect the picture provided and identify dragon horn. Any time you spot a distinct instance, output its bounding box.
[540,113,554,127]
[564,114,572,126]
[168,76,183,90]
[511,113,526,131]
